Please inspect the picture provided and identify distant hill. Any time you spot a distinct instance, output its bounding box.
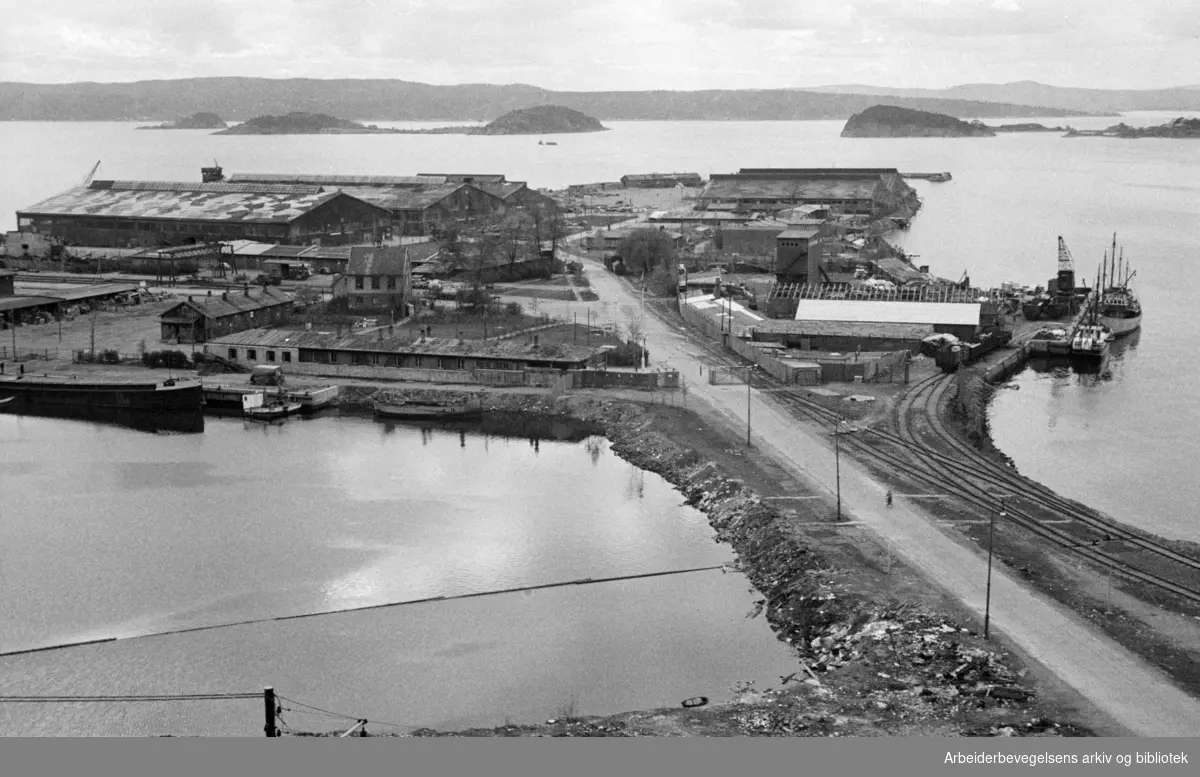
[137,111,227,130]
[841,105,996,138]
[807,81,1200,113]
[213,112,399,135]
[0,78,1091,122]
[475,105,605,134]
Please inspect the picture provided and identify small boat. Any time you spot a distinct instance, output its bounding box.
[245,400,302,422]
[373,396,482,420]
[681,697,709,708]
[1070,323,1111,361]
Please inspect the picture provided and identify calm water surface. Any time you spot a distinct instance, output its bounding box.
[0,414,797,734]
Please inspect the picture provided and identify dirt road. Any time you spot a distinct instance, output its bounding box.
[572,250,1200,737]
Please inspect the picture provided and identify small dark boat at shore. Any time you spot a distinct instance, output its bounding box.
[373,397,482,420]
[0,374,204,432]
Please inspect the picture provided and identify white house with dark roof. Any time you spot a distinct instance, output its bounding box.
[331,242,440,314]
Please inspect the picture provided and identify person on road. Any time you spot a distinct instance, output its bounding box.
[886,490,893,508]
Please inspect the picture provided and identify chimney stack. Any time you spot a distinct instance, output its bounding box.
[533,334,539,348]
[244,283,250,297]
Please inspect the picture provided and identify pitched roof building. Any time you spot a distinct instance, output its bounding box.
[697,168,919,217]
[17,179,391,249]
[158,286,294,343]
[333,242,440,314]
[229,173,507,237]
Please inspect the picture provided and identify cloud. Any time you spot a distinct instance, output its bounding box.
[0,0,1194,90]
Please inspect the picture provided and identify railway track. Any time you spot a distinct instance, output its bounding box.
[649,302,1200,606]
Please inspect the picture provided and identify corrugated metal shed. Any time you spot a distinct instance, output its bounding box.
[228,174,446,187]
[17,282,139,302]
[0,296,63,312]
[19,186,351,224]
[91,181,322,196]
[338,183,466,211]
[793,300,981,326]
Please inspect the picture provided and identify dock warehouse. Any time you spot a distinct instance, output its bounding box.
[205,329,609,382]
[16,179,392,249]
[226,174,508,237]
[159,287,293,343]
[697,168,919,217]
[753,286,987,351]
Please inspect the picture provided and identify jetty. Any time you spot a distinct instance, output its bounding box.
[899,172,953,182]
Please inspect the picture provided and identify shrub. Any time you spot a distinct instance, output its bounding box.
[101,349,121,364]
[142,350,191,369]
[605,341,648,367]
[505,301,524,318]
[579,290,600,302]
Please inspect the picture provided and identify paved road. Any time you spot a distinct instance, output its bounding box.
[575,249,1200,737]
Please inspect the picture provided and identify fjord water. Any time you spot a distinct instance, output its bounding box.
[3,114,1197,538]
[0,414,798,735]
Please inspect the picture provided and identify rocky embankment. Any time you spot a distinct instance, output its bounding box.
[842,105,995,138]
[332,385,1083,737]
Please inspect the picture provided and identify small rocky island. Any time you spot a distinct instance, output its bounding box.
[138,112,227,130]
[841,105,995,138]
[212,112,401,135]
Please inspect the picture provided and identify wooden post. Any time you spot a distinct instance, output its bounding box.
[263,687,277,738]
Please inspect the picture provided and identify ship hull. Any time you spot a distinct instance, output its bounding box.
[0,376,204,433]
[1098,312,1141,337]
[373,399,482,420]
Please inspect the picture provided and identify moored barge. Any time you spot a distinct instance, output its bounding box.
[0,374,204,432]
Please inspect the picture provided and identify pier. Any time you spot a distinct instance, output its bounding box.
[899,172,952,182]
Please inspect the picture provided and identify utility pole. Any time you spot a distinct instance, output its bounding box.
[263,687,277,738]
[984,498,1006,640]
[745,366,752,447]
[834,417,842,521]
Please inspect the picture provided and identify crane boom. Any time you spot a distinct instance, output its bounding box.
[81,160,101,187]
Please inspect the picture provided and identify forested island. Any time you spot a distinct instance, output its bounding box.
[1065,117,1200,138]
[841,105,995,137]
[211,105,607,136]
[212,112,401,134]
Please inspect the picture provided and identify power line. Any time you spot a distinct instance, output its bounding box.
[0,692,259,703]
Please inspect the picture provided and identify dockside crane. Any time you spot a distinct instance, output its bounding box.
[81,160,101,187]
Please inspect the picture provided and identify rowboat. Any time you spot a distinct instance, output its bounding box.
[373,397,482,420]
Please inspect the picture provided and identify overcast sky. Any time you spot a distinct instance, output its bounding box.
[1,0,1195,90]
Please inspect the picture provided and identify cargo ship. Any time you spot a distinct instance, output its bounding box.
[1097,234,1142,338]
[0,374,204,433]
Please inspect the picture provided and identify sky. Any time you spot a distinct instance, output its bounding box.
[0,0,1196,91]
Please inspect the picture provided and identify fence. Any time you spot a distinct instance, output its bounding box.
[708,366,749,386]
[575,369,678,390]
[0,346,61,362]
